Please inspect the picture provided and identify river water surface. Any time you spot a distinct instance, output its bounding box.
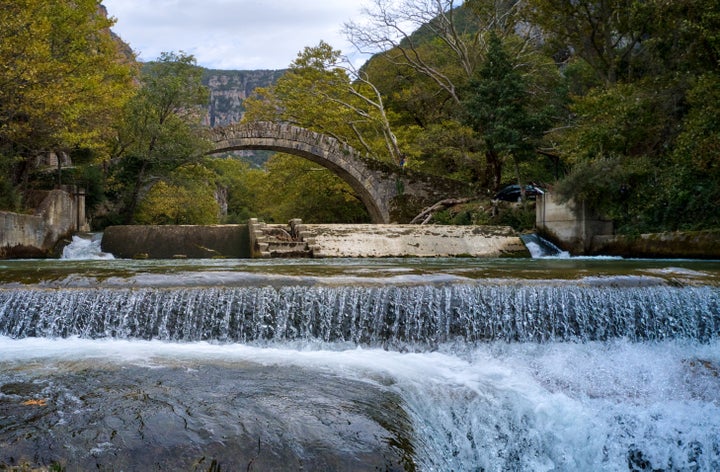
[1,249,719,470]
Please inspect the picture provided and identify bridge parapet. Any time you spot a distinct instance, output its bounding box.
[213,122,369,164]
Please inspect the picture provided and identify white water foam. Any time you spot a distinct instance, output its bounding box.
[522,234,572,259]
[61,233,114,260]
[524,240,571,259]
[2,337,718,470]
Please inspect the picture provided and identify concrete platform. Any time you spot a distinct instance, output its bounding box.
[101,223,529,259]
[299,224,528,258]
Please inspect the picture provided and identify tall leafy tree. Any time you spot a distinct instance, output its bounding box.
[111,52,211,223]
[534,0,720,231]
[462,33,552,190]
[245,41,403,164]
[353,0,561,189]
[524,0,653,85]
[0,0,135,207]
[346,0,522,105]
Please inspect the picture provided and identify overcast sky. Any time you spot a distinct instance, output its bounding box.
[103,0,370,70]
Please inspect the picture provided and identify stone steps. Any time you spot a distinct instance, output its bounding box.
[249,218,314,258]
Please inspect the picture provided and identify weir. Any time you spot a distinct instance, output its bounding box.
[2,283,718,345]
[1,256,720,470]
[101,221,530,259]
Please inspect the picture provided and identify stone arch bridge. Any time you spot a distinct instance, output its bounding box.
[208,121,470,223]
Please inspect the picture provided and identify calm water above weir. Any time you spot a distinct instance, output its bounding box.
[1,254,719,470]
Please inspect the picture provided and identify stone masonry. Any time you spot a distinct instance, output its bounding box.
[209,122,471,223]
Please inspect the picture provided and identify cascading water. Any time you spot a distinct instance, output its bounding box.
[1,257,719,470]
[61,233,114,260]
[2,283,718,345]
[521,233,571,258]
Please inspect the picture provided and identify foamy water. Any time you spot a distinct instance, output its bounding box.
[2,337,718,470]
[2,256,720,470]
[61,233,114,260]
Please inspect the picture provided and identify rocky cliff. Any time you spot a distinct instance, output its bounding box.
[202,69,284,127]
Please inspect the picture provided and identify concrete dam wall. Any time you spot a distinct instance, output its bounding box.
[102,225,251,259]
[292,224,528,258]
[1,189,88,258]
[101,222,529,259]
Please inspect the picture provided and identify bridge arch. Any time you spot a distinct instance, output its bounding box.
[208,122,468,223]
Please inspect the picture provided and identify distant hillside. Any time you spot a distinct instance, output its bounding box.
[201,69,285,127]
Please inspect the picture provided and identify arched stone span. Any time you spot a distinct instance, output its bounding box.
[208,121,469,223]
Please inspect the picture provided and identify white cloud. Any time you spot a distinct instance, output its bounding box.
[103,0,370,70]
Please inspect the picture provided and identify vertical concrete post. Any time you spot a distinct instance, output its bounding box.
[73,187,88,232]
[535,192,613,254]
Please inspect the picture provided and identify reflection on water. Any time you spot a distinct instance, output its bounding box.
[1,257,719,470]
[1,256,720,287]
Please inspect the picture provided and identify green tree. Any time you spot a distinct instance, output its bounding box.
[540,0,720,231]
[0,0,135,207]
[524,0,654,85]
[111,51,211,223]
[134,164,220,225]
[245,41,403,163]
[252,154,370,224]
[346,0,522,105]
[407,121,484,181]
[203,157,258,223]
[462,33,552,190]
[651,73,720,230]
[354,1,561,188]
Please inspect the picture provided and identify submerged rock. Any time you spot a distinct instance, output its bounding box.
[0,360,413,471]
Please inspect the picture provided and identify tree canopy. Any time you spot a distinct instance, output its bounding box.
[109,51,212,223]
[0,0,135,209]
[2,0,718,233]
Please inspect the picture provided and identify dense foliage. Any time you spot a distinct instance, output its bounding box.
[340,0,720,231]
[2,0,718,232]
[108,52,212,223]
[536,0,720,232]
[0,0,135,210]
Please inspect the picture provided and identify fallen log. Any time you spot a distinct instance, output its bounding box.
[410,197,474,224]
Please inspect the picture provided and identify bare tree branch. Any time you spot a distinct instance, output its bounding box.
[410,197,474,224]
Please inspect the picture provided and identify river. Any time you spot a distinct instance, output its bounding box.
[1,239,719,470]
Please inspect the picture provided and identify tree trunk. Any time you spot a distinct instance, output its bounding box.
[123,160,147,224]
[484,148,502,191]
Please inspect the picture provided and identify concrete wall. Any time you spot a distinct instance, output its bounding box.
[101,225,251,259]
[0,189,88,258]
[536,193,613,254]
[101,222,528,259]
[535,194,720,258]
[590,230,720,259]
[298,224,528,258]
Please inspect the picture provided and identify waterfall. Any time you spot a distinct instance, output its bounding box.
[1,283,717,346]
[521,233,571,258]
[61,233,114,260]
[2,258,719,470]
